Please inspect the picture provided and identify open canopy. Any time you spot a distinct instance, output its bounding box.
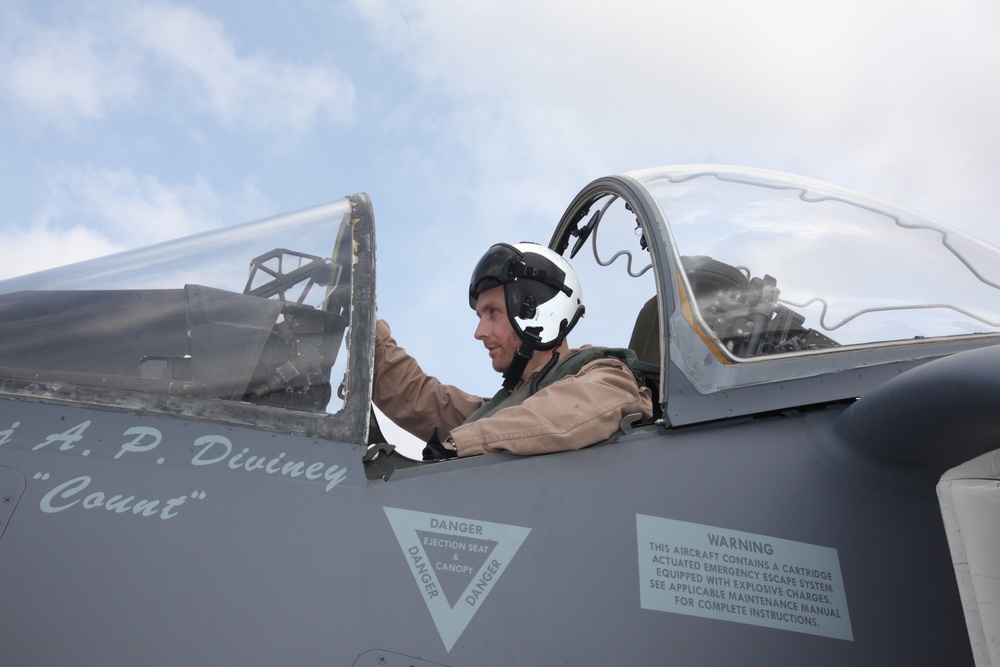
[0,195,376,443]
[552,165,1000,425]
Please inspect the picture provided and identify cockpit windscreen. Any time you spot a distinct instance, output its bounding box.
[0,200,356,417]
[637,168,1000,358]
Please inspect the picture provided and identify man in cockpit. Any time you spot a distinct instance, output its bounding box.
[373,242,654,460]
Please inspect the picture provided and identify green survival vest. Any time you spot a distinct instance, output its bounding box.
[462,347,658,425]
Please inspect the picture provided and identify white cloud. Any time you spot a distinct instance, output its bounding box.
[63,168,240,243]
[0,217,122,280]
[1,2,355,133]
[0,167,273,281]
[4,26,139,121]
[350,0,1000,246]
[351,1,861,137]
[125,3,356,132]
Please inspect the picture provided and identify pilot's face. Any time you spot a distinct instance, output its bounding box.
[474,285,521,374]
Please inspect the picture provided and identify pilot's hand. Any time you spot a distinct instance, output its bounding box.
[423,427,458,461]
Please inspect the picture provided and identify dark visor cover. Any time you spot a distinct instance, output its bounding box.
[469,244,568,311]
[469,243,520,308]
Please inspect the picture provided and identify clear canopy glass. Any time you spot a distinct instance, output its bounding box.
[634,167,1000,358]
[0,200,356,418]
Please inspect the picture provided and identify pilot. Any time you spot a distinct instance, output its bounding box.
[373,242,654,459]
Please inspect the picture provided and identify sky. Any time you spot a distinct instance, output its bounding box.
[2,0,999,448]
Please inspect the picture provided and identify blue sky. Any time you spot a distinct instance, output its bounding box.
[2,0,999,428]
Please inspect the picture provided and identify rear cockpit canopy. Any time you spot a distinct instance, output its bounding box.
[552,166,1000,425]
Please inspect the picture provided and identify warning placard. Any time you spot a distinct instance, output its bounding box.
[636,514,853,641]
[384,507,531,651]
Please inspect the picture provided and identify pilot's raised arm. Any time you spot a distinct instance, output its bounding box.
[373,243,653,460]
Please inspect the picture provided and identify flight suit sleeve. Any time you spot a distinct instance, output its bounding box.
[450,358,654,457]
[373,320,485,442]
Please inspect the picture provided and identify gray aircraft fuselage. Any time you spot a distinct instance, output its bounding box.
[1,166,998,666]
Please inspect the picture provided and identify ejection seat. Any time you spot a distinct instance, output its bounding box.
[626,295,663,423]
[629,296,661,369]
[625,256,754,422]
[628,255,749,369]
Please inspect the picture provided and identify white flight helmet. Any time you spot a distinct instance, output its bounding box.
[469,242,585,351]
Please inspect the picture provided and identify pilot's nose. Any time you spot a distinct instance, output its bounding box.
[474,317,488,341]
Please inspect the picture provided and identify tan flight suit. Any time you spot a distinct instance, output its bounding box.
[373,320,654,457]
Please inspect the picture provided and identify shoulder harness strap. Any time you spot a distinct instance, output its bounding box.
[462,347,655,425]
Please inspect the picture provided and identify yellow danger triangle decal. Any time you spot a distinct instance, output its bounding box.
[384,507,531,652]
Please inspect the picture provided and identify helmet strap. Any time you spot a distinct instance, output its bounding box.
[502,342,535,392]
[502,335,568,393]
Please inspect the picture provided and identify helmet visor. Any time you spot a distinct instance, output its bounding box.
[469,243,521,308]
